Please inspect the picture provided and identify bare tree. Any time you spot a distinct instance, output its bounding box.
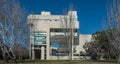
[28,14,37,60]
[0,0,28,63]
[103,0,120,62]
[60,8,77,60]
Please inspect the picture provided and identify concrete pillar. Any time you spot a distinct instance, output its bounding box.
[46,31,50,59]
[41,46,45,60]
[29,49,31,59]
[32,49,35,60]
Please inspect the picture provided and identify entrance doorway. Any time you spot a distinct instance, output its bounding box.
[35,50,41,59]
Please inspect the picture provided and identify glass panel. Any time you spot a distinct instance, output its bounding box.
[33,32,47,45]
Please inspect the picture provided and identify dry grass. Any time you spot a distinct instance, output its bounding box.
[18,60,118,64]
[0,60,119,64]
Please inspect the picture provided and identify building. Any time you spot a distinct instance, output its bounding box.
[28,11,92,60]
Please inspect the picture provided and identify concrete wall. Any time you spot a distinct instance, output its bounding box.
[76,34,92,53]
[28,11,93,60]
[50,56,69,60]
[28,11,79,60]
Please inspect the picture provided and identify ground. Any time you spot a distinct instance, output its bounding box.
[0,60,119,64]
[18,62,119,64]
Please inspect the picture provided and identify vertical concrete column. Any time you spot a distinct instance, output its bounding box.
[41,46,45,60]
[32,49,35,60]
[30,35,33,59]
[46,30,50,59]
[29,48,31,59]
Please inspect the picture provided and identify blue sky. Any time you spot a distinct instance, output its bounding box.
[19,0,107,34]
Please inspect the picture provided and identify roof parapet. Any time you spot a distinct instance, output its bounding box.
[68,11,77,16]
[41,11,51,15]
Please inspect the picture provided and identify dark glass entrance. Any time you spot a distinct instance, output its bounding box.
[35,50,41,59]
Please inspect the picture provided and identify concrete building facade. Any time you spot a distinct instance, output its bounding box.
[28,11,92,60]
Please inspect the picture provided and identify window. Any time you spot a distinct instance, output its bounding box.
[73,48,76,53]
[34,32,47,45]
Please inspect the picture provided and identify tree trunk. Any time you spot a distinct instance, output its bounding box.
[12,58,17,63]
[3,51,9,63]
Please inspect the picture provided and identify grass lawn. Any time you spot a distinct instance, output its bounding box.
[0,60,118,64]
